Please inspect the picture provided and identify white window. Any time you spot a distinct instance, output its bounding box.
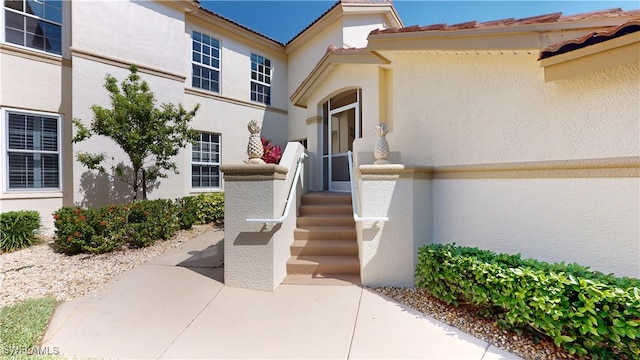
[192,31,220,93]
[250,53,271,105]
[4,0,63,55]
[4,109,61,190]
[191,132,220,189]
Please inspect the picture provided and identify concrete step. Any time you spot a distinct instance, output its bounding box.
[294,226,356,240]
[301,192,352,205]
[291,240,358,256]
[297,215,355,227]
[286,256,360,275]
[282,274,361,286]
[299,204,353,216]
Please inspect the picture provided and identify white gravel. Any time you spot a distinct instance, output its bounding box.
[0,224,216,307]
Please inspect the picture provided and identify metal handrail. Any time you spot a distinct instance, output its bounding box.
[246,152,307,225]
[348,151,389,223]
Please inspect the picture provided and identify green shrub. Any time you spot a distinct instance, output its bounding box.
[177,196,199,230]
[198,192,224,224]
[53,199,181,254]
[0,211,41,253]
[416,244,640,359]
[180,192,224,226]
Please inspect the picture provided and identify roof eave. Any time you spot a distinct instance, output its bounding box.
[291,48,390,108]
[367,16,640,53]
[193,5,285,49]
[539,31,640,82]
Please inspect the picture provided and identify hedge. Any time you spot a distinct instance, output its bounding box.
[53,193,224,255]
[416,244,640,359]
[0,210,41,252]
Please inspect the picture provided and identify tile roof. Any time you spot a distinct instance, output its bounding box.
[369,8,640,35]
[539,19,640,59]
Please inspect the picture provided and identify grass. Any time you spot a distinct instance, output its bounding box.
[0,296,59,359]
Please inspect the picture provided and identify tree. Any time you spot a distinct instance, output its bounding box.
[72,65,200,201]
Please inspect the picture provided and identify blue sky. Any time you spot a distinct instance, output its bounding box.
[200,1,640,44]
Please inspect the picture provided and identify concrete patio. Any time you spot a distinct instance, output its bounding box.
[41,229,522,359]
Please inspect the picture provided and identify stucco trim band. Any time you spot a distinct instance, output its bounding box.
[1,43,71,67]
[306,116,322,125]
[434,156,640,179]
[0,191,64,200]
[359,164,434,180]
[70,47,186,82]
[221,164,288,181]
[185,88,288,115]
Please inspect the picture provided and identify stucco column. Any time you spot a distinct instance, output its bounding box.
[220,164,288,291]
[358,164,433,287]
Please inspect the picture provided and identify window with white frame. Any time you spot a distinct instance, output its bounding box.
[250,53,271,105]
[4,0,63,55]
[191,31,220,93]
[191,132,220,189]
[4,110,60,190]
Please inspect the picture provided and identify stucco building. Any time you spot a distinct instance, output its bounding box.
[1,0,638,281]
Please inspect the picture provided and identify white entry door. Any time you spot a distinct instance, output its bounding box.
[326,103,359,192]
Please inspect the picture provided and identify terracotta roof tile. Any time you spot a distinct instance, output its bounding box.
[515,12,562,25]
[477,18,516,28]
[559,8,623,21]
[447,21,478,30]
[539,19,640,60]
[418,23,447,31]
[369,8,639,37]
[326,45,367,54]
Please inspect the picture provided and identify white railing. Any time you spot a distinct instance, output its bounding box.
[348,151,389,223]
[246,152,307,225]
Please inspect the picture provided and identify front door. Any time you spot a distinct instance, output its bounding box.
[322,90,361,192]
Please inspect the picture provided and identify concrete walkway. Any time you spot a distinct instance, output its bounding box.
[42,229,523,359]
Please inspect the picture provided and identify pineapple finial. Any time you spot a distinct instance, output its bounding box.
[374,122,390,164]
[246,120,265,164]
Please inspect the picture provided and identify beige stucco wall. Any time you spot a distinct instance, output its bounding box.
[71,1,188,206]
[287,11,389,142]
[184,92,288,194]
[432,177,639,278]
[390,53,639,166]
[0,50,72,231]
[287,21,343,141]
[69,1,290,207]
[71,56,188,206]
[342,14,386,49]
[381,53,640,278]
[303,64,381,191]
[186,17,288,111]
[72,0,186,76]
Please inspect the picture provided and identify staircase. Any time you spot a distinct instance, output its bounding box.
[283,192,361,285]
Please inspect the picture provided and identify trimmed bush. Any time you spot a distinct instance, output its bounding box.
[0,211,41,253]
[53,199,181,254]
[196,192,224,224]
[416,244,640,359]
[177,195,199,230]
[183,192,224,225]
